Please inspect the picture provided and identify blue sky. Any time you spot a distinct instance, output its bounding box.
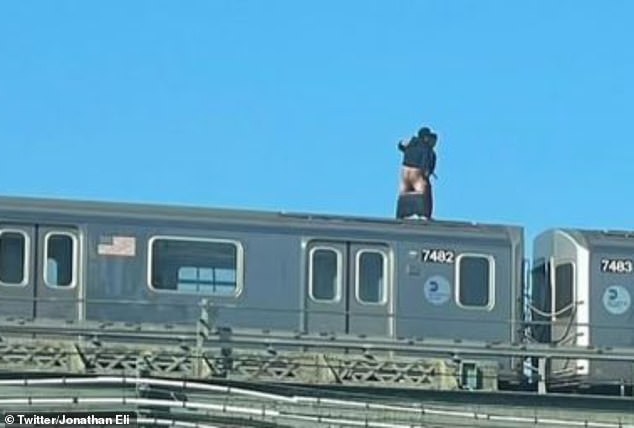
[1,1,633,240]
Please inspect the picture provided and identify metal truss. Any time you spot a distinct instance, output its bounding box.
[3,312,634,394]
[0,337,480,390]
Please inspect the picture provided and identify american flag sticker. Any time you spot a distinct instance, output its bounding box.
[97,236,136,257]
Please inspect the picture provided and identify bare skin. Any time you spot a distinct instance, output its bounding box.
[400,166,429,194]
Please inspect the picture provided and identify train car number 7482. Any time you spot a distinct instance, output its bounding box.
[421,249,455,264]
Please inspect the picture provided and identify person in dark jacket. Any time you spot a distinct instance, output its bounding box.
[398,127,436,191]
[397,127,437,219]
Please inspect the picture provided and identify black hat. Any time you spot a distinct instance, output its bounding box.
[418,127,437,141]
[417,127,432,137]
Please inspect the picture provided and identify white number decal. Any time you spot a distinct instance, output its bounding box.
[601,259,633,274]
[422,249,456,264]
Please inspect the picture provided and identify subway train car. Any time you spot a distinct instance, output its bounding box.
[532,228,634,386]
[0,195,524,373]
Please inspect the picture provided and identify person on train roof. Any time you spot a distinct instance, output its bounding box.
[396,126,438,220]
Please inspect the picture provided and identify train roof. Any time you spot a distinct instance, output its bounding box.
[536,227,634,248]
[0,195,522,239]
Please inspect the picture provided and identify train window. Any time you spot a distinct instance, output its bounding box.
[177,266,237,295]
[555,263,574,318]
[356,250,387,304]
[456,254,494,309]
[44,233,76,288]
[309,247,341,302]
[0,230,28,286]
[149,237,242,296]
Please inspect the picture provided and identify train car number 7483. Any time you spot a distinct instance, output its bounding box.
[600,258,633,274]
[421,249,455,264]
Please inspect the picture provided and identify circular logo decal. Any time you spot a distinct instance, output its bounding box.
[602,285,631,315]
[424,275,451,305]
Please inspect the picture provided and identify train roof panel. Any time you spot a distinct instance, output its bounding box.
[539,228,634,248]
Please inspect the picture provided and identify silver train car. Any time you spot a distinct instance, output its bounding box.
[0,195,524,376]
[6,195,634,390]
[532,228,634,387]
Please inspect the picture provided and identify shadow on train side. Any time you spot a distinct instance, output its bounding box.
[0,195,633,393]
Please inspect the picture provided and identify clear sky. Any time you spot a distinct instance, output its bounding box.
[1,1,632,241]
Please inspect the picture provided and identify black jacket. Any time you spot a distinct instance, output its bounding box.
[398,137,435,177]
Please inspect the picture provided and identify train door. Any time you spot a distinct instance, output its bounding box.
[0,224,81,320]
[304,240,393,337]
[34,226,82,320]
[550,259,576,346]
[549,252,587,377]
[0,225,36,318]
[529,259,551,343]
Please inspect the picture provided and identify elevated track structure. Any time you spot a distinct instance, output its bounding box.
[1,310,634,427]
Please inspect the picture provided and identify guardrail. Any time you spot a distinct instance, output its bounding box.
[1,376,633,428]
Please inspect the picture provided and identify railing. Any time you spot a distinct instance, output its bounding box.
[1,376,634,428]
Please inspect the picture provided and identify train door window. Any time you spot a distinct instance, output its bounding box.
[44,233,77,288]
[309,247,341,302]
[0,230,28,286]
[456,254,494,309]
[149,237,243,296]
[555,263,574,318]
[356,250,387,304]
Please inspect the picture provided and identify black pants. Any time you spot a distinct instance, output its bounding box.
[396,185,433,219]
[424,182,433,219]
